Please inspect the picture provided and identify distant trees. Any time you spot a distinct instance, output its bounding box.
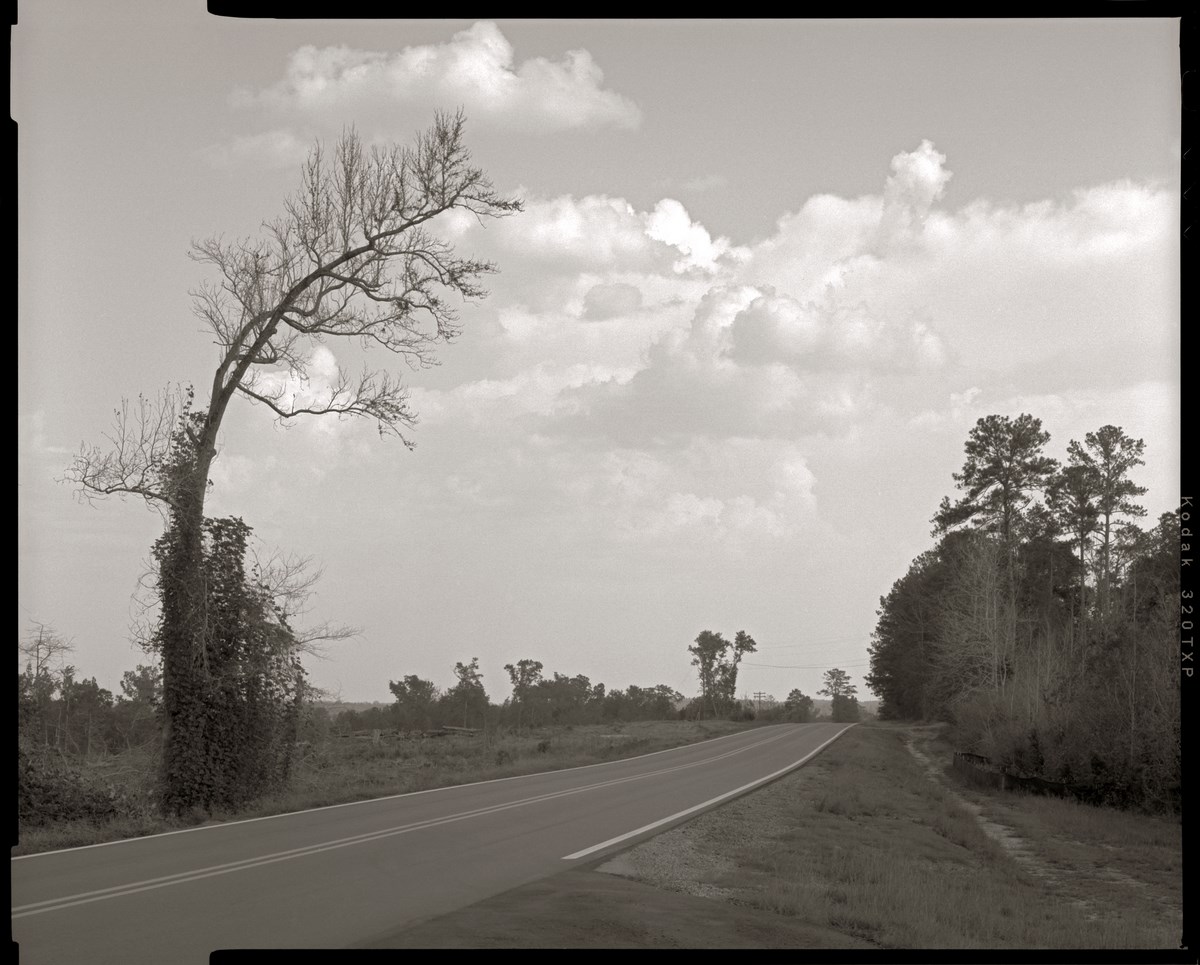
[818,668,860,723]
[448,658,488,729]
[602,683,684,722]
[18,623,75,748]
[504,659,544,733]
[388,675,441,731]
[868,414,1178,811]
[18,624,164,760]
[783,688,814,723]
[688,630,758,719]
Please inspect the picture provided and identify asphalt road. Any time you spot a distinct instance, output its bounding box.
[12,722,853,962]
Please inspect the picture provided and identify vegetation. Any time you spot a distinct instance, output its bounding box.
[16,629,727,849]
[867,415,1180,812]
[14,678,753,855]
[687,629,758,719]
[643,723,1180,948]
[782,689,815,722]
[64,112,522,816]
[818,668,861,723]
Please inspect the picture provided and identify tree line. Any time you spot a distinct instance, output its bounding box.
[334,660,687,735]
[866,415,1180,811]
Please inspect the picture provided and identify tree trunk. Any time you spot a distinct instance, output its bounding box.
[158,449,216,815]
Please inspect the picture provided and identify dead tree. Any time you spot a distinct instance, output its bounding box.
[67,111,521,812]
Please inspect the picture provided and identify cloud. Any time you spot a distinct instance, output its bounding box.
[237,139,1172,556]
[544,281,938,447]
[582,282,643,321]
[234,22,641,133]
[414,362,637,426]
[201,128,311,171]
[19,410,71,459]
[872,139,952,251]
[728,292,947,373]
[645,199,744,273]
[459,193,743,282]
[600,439,820,546]
[676,174,729,193]
[734,157,1176,386]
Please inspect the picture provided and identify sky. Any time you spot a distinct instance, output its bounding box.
[16,9,1181,706]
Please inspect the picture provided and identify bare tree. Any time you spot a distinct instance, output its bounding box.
[70,110,521,507]
[18,623,76,748]
[65,111,521,813]
[247,547,358,658]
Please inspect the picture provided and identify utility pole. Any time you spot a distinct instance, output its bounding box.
[753,691,766,713]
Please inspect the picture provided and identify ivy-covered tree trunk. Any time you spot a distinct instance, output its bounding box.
[155,446,217,815]
[154,439,303,815]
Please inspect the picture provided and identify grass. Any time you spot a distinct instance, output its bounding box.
[12,719,755,856]
[921,726,1183,942]
[661,722,1182,948]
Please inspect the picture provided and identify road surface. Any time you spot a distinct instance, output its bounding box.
[13,722,852,961]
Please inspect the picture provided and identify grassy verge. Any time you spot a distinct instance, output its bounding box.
[612,721,1182,948]
[12,719,755,857]
[921,723,1183,942]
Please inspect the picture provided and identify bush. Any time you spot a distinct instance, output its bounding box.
[17,744,150,828]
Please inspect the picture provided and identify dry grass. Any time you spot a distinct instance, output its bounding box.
[612,721,1182,949]
[12,720,753,856]
[919,726,1183,943]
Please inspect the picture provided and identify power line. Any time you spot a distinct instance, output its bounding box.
[742,659,871,670]
[752,633,866,652]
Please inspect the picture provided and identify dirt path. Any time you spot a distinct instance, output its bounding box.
[903,725,1182,932]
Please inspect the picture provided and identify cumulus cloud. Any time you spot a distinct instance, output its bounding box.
[734,155,1175,386]
[545,285,886,446]
[645,199,744,273]
[872,139,952,250]
[462,193,742,282]
[234,21,641,133]
[307,139,1172,559]
[728,293,947,373]
[602,440,820,545]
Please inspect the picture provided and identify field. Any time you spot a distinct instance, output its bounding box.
[12,719,755,856]
[15,718,1183,952]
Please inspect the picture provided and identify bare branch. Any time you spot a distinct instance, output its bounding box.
[63,385,194,508]
[19,622,76,677]
[185,110,520,447]
[248,547,360,658]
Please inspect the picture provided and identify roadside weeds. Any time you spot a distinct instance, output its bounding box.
[13,720,756,856]
[599,721,1182,949]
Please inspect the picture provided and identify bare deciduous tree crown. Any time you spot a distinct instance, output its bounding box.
[68,109,522,508]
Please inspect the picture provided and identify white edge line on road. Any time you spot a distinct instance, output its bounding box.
[12,724,810,861]
[561,723,855,861]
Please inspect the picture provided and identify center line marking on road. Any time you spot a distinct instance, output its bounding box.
[13,726,800,918]
[561,724,855,860]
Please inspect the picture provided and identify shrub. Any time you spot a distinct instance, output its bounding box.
[17,744,149,828]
